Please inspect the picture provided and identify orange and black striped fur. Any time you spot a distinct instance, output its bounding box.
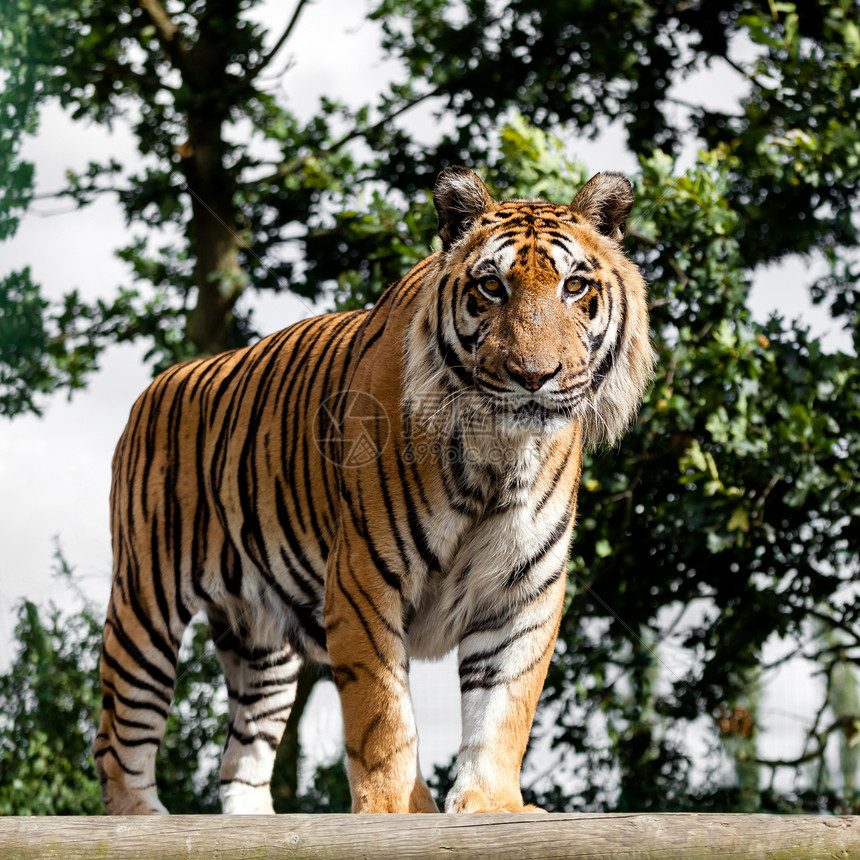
[94,167,653,814]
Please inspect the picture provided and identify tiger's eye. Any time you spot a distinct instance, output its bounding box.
[479,277,503,296]
[564,277,588,297]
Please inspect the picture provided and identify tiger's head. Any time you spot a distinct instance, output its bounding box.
[405,167,654,448]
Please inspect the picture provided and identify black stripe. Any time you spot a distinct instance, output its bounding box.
[465,562,566,638]
[164,367,194,627]
[505,503,573,588]
[115,581,178,671]
[273,481,324,592]
[148,514,177,643]
[459,618,547,673]
[252,672,300,689]
[292,315,352,559]
[113,713,155,731]
[286,319,333,534]
[335,574,403,679]
[225,725,280,750]
[393,435,440,572]
[110,726,161,748]
[105,615,175,690]
[534,437,576,515]
[220,777,271,787]
[591,283,627,391]
[101,677,169,719]
[248,702,295,721]
[374,440,416,576]
[312,312,364,543]
[92,745,144,775]
[341,481,403,594]
[100,648,172,706]
[140,363,186,521]
[460,633,556,693]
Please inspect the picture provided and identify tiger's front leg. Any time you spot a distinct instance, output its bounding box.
[325,534,438,814]
[445,573,566,814]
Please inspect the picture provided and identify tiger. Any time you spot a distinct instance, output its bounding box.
[93,166,654,815]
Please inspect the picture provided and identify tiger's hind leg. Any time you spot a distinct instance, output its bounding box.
[209,613,302,814]
[93,581,193,814]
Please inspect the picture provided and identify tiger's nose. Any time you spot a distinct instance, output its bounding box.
[506,362,562,392]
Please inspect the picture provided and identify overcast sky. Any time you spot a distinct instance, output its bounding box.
[0,0,852,794]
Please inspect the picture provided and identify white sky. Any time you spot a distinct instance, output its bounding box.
[0,0,853,799]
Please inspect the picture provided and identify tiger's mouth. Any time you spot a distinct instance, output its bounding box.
[414,363,580,437]
[472,383,578,434]
[503,401,571,433]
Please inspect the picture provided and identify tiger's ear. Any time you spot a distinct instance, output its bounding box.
[570,172,634,242]
[434,166,493,251]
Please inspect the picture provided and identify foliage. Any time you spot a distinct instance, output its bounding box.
[3,1,859,414]
[285,758,352,814]
[156,622,225,814]
[0,557,104,815]
[374,0,860,262]
[0,548,228,815]
[0,272,183,415]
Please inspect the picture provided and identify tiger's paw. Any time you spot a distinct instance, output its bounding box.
[469,802,548,814]
[352,777,439,814]
[445,787,544,814]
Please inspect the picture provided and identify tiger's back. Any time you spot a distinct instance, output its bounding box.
[95,167,653,815]
[108,311,358,660]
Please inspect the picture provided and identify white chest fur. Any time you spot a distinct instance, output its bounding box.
[404,430,576,659]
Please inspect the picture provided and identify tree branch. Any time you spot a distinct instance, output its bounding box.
[805,608,860,646]
[247,88,442,187]
[139,0,190,74]
[758,641,805,673]
[721,53,755,82]
[746,714,860,770]
[32,185,126,203]
[667,257,690,289]
[240,0,310,89]
[751,473,780,527]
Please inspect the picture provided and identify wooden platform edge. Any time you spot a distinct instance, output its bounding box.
[1,812,858,860]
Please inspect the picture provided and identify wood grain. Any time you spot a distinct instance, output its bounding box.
[0,813,857,859]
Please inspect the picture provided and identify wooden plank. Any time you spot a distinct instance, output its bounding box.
[0,813,858,860]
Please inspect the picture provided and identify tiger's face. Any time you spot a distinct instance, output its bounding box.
[446,201,629,435]
[413,167,652,446]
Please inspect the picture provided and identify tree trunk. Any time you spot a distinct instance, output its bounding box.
[178,2,245,356]
[179,111,244,355]
[271,664,321,810]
